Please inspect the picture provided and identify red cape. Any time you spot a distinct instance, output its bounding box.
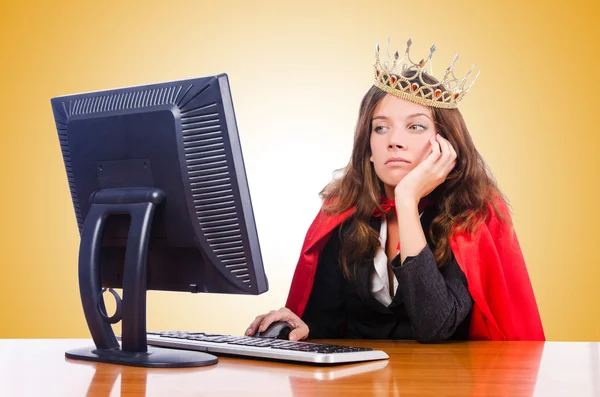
[285,198,545,341]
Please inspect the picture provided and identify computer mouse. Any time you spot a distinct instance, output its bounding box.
[256,321,292,340]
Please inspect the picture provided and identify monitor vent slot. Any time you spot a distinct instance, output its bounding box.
[70,86,180,116]
[52,103,84,229]
[180,90,250,288]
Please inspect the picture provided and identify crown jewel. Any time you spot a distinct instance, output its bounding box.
[374,38,479,109]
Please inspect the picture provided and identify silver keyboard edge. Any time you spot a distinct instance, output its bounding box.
[146,335,389,365]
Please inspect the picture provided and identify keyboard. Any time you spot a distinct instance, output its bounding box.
[145,331,389,365]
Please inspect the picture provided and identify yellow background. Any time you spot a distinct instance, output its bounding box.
[1,0,598,341]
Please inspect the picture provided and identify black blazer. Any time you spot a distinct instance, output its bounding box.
[301,207,473,343]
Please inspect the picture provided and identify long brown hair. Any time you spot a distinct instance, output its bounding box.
[320,78,507,278]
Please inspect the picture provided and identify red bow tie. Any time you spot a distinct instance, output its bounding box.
[372,196,434,217]
[372,197,435,251]
[372,197,397,217]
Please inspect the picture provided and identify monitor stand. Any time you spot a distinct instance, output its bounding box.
[65,187,217,368]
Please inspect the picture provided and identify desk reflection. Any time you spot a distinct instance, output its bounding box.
[75,353,389,397]
[79,360,216,396]
[288,340,545,397]
[74,341,544,396]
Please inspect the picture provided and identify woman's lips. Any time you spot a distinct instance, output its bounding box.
[385,158,411,166]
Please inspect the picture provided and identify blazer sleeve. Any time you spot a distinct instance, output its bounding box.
[391,245,473,343]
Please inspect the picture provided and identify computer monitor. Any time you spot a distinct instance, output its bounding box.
[50,74,268,368]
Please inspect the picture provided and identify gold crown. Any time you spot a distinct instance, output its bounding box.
[373,38,479,109]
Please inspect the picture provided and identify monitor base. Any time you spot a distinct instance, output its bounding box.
[66,345,218,368]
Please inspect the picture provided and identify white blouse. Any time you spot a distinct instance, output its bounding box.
[370,216,398,307]
[370,212,424,307]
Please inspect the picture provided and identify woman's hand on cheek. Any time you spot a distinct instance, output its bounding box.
[394,134,457,204]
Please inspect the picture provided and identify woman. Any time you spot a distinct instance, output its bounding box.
[246,39,545,343]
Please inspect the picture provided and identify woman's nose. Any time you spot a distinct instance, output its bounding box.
[387,129,406,149]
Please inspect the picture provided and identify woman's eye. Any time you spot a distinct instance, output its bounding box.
[409,124,426,131]
[373,125,388,133]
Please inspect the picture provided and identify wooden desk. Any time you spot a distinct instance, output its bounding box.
[0,339,597,396]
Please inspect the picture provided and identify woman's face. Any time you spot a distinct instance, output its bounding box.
[369,94,437,193]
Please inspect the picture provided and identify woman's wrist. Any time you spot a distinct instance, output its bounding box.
[394,192,419,210]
